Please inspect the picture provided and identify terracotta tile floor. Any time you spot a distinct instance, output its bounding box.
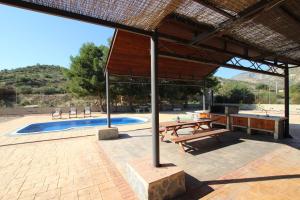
[0,136,136,200]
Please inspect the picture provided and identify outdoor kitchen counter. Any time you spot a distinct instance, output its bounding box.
[230,114,287,121]
[210,113,287,140]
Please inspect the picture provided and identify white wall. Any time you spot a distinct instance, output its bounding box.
[214,103,300,114]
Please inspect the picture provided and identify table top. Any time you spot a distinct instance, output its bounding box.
[159,119,212,128]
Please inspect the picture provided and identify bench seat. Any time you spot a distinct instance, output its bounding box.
[172,128,230,152]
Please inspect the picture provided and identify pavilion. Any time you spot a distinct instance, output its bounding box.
[2,0,300,198]
[1,0,299,168]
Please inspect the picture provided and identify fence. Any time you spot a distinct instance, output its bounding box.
[1,103,300,116]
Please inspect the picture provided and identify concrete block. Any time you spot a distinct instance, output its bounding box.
[97,127,119,140]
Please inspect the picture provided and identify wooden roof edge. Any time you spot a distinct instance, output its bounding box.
[104,29,118,75]
[107,72,211,82]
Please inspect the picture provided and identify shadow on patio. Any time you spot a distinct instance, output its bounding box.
[176,173,300,200]
[99,127,300,200]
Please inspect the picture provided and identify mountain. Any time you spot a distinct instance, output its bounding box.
[0,64,68,94]
[231,67,300,88]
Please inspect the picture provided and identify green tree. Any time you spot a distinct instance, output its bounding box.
[290,83,300,104]
[215,82,255,104]
[256,83,269,90]
[159,75,220,108]
[0,87,16,107]
[64,43,108,110]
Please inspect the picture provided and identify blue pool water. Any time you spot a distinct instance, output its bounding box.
[14,117,147,135]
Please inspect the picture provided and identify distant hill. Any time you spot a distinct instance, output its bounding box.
[0,64,68,94]
[231,67,300,89]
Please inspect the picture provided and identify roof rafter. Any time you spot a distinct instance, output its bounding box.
[167,13,214,32]
[190,0,286,45]
[158,33,286,69]
[158,15,300,66]
[255,45,300,61]
[158,51,285,77]
[192,0,235,19]
[222,35,300,65]
[280,5,300,25]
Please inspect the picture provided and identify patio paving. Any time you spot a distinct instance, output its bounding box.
[0,136,136,200]
[99,114,300,199]
[0,112,299,199]
[201,144,300,200]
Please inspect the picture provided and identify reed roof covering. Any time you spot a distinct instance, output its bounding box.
[4,0,300,79]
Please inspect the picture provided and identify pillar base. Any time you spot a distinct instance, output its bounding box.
[97,127,119,140]
[126,157,186,200]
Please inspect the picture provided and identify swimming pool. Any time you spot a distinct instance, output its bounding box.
[13,117,147,135]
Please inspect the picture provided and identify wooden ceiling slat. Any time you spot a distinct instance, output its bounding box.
[107,30,228,80]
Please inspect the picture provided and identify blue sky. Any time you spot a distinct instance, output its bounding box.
[0,4,241,78]
[0,5,114,69]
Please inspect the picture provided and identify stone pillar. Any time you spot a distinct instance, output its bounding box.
[126,158,186,200]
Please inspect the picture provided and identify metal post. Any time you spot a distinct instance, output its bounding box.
[284,65,291,138]
[106,71,111,128]
[202,91,206,110]
[268,84,270,104]
[210,89,214,107]
[151,30,160,167]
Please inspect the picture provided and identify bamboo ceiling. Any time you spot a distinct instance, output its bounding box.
[2,0,300,79]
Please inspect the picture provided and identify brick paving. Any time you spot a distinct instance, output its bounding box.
[0,136,136,200]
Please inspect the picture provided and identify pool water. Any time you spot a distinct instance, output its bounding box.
[13,117,147,135]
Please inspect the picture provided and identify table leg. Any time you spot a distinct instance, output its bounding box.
[160,131,165,141]
[172,126,180,137]
[178,142,186,152]
[207,122,212,129]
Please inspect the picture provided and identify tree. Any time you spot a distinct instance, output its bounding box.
[0,87,16,107]
[215,82,255,104]
[256,83,269,90]
[64,43,108,110]
[159,75,220,108]
[290,83,300,104]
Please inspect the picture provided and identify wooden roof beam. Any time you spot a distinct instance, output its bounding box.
[190,0,286,45]
[280,5,300,25]
[255,45,300,61]
[166,14,214,32]
[192,0,235,19]
[159,33,288,69]
[158,51,285,77]
[222,35,300,65]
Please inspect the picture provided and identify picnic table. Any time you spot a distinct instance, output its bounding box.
[159,119,212,141]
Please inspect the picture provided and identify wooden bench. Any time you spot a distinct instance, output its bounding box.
[172,129,230,152]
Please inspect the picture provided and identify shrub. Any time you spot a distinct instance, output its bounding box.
[18,86,33,94]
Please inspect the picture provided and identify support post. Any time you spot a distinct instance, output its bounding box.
[284,65,291,138]
[211,89,214,107]
[106,71,111,128]
[151,30,160,167]
[202,91,206,110]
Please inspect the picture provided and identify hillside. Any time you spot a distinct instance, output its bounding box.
[0,64,68,94]
[231,67,300,89]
